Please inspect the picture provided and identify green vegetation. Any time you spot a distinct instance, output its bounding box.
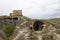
[4,25,15,40]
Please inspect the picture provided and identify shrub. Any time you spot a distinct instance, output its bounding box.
[4,25,15,40]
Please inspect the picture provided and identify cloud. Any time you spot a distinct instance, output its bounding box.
[0,0,60,19]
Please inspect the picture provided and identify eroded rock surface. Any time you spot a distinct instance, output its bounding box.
[12,18,60,40]
[0,10,60,40]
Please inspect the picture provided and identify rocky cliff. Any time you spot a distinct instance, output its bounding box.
[0,10,60,40]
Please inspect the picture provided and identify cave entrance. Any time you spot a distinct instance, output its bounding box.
[13,17,18,20]
[33,21,43,31]
[4,17,18,20]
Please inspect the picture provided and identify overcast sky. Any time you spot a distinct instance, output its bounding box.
[0,0,60,19]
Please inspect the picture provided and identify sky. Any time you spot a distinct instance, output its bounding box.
[0,0,60,19]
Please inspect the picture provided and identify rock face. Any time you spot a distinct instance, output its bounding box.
[0,10,60,40]
[0,30,6,40]
[12,17,60,40]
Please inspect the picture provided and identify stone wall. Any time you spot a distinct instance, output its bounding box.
[10,10,22,16]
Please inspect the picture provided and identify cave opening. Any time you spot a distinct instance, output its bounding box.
[33,21,43,31]
[13,17,18,20]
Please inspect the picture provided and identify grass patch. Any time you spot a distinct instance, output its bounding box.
[4,25,15,40]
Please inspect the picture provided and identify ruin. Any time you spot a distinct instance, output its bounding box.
[10,10,22,16]
[0,10,60,40]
